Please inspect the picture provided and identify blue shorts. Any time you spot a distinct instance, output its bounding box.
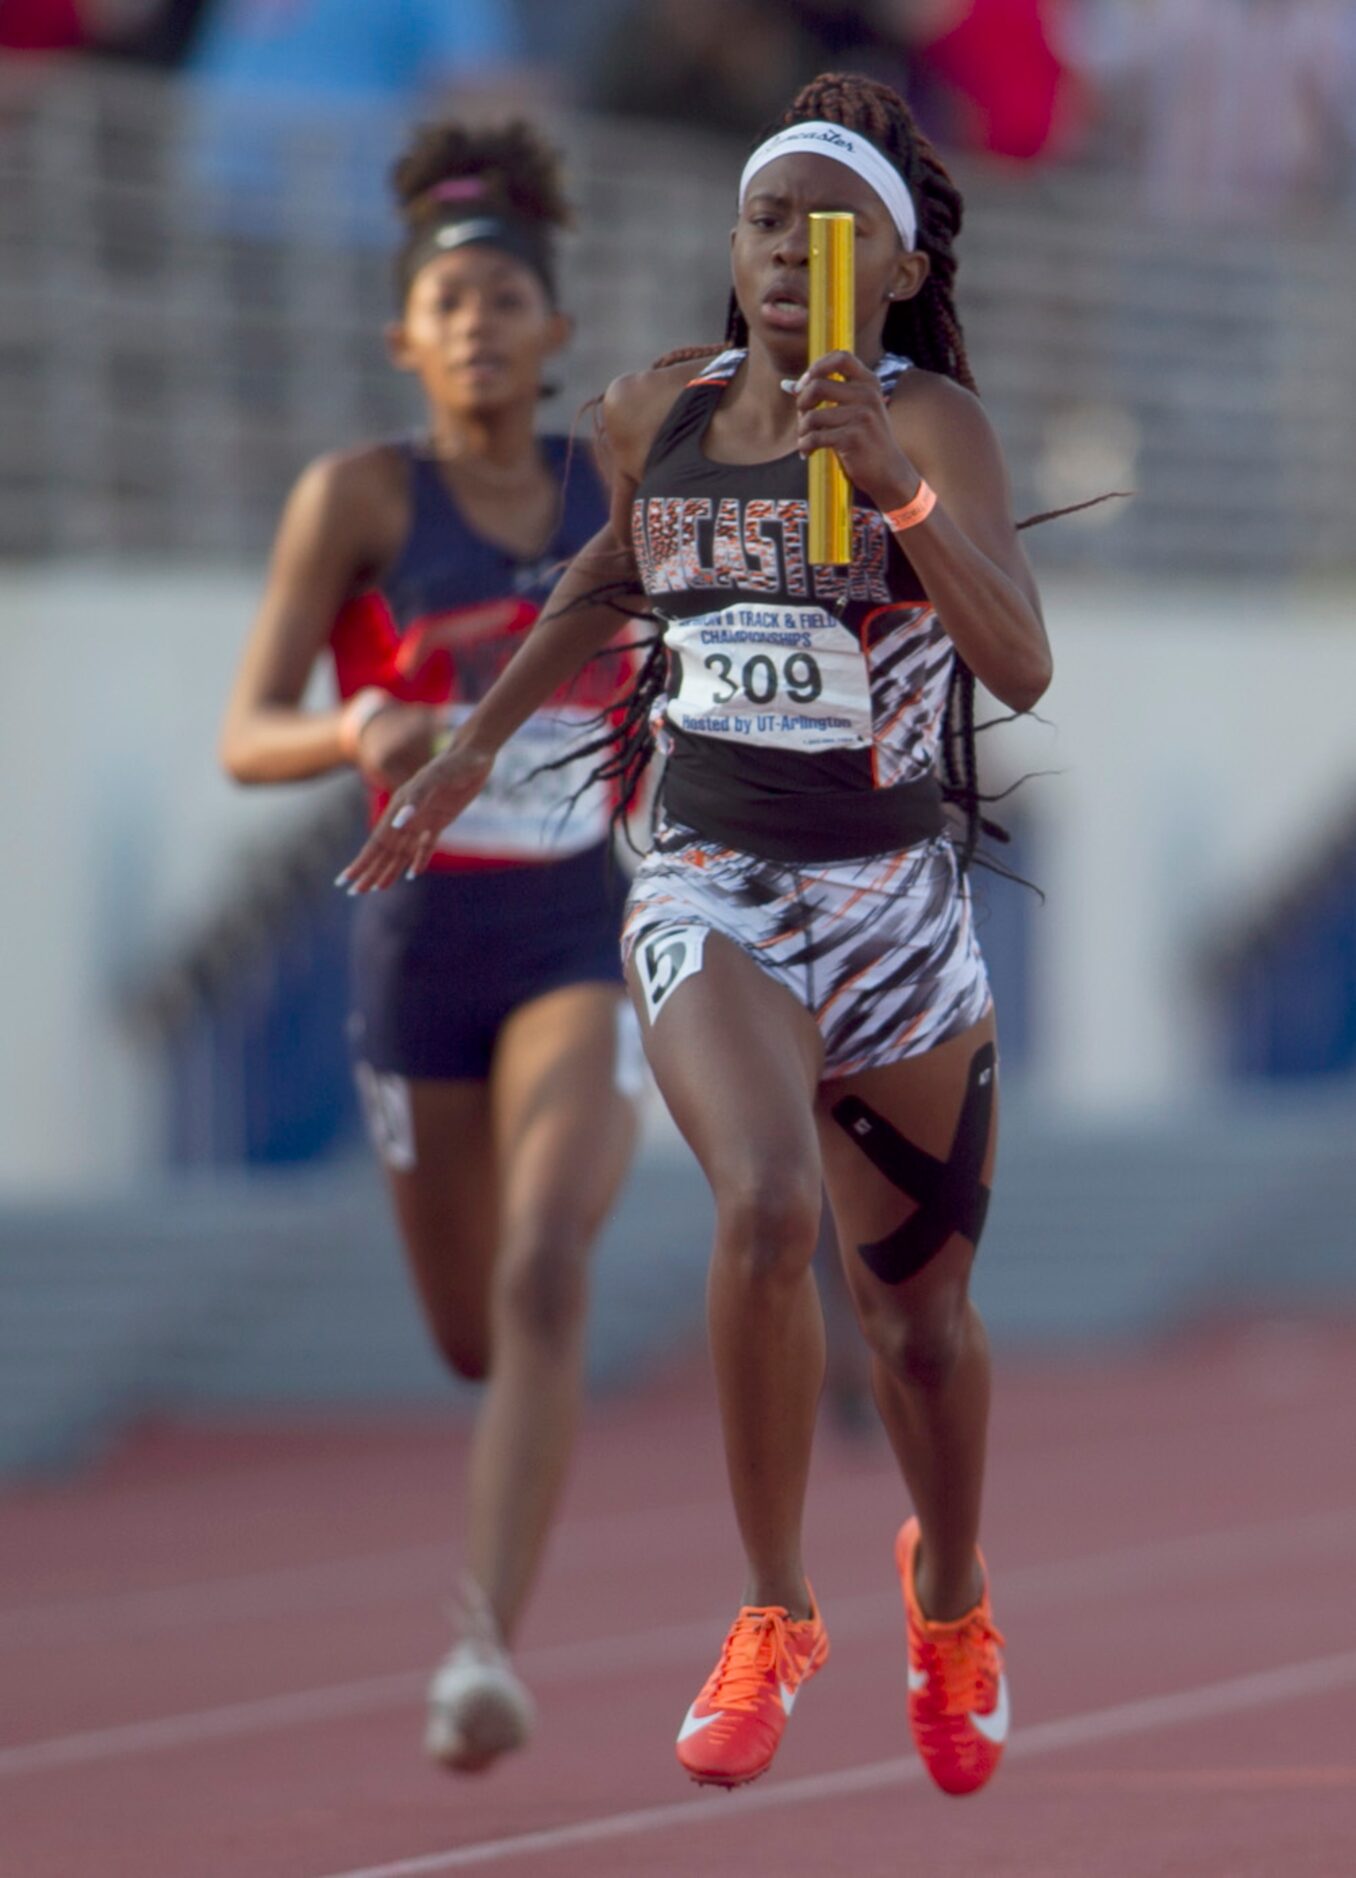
[349,841,628,1081]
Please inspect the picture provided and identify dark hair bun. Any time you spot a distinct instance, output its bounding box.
[391,119,571,231]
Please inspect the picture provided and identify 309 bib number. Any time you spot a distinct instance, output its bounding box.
[702,650,823,708]
[664,604,872,752]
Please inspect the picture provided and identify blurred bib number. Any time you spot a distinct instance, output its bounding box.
[665,605,871,752]
[436,705,610,859]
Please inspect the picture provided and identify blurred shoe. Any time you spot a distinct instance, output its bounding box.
[895,1516,1008,1796]
[676,1594,829,1788]
[425,1578,534,1774]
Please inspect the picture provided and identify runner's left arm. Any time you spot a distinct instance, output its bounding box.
[794,356,1051,712]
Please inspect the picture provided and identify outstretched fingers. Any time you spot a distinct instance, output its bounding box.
[338,799,435,894]
[336,741,494,894]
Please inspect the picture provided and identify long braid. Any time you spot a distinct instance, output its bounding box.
[555,337,750,840]
[585,78,993,855]
[537,609,668,857]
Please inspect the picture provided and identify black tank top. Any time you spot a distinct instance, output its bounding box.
[632,349,952,863]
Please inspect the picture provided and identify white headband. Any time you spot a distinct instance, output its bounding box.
[738,121,917,252]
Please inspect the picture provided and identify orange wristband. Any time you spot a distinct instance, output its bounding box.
[881,480,937,533]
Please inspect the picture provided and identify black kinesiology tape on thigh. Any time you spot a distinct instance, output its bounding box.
[831,1041,996,1285]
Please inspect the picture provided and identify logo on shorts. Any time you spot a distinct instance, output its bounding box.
[353,1062,416,1173]
[637,925,707,1026]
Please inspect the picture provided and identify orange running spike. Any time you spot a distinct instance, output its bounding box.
[676,1596,830,1788]
[896,1516,1009,1796]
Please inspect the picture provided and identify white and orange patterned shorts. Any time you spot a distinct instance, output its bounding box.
[622,823,991,1078]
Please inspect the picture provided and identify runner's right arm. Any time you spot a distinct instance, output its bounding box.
[219,449,436,789]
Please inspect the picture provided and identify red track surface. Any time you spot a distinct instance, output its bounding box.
[3,1318,1355,1877]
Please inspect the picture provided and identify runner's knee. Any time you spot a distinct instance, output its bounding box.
[866,1291,969,1392]
[495,1225,591,1347]
[714,1161,822,1285]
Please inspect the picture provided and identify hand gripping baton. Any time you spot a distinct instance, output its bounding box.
[807,210,855,567]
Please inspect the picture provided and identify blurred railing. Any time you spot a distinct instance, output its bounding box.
[3,62,1355,575]
[1206,799,1356,1080]
[121,779,366,1167]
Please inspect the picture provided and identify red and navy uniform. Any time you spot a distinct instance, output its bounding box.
[333,436,622,870]
[339,438,626,1081]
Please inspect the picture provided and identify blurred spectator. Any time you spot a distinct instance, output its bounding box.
[890,0,1087,163]
[0,0,168,52]
[511,0,626,101]
[786,1,915,93]
[98,0,211,67]
[587,0,915,136]
[587,0,809,134]
[0,0,86,48]
[184,0,533,242]
[1068,0,1352,218]
[187,0,524,108]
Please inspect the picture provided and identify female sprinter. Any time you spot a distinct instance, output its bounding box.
[340,73,1051,1797]
[220,121,639,1774]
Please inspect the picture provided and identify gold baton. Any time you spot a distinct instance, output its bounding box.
[807,210,855,567]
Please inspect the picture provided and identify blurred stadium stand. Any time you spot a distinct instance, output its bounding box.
[2,64,1354,1478]
[123,781,368,1167]
[0,1142,716,1475]
[5,1086,1354,1477]
[1207,804,1356,1081]
[4,64,1355,572]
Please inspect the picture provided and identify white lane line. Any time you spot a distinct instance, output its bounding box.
[317,1648,1356,1877]
[0,1671,424,1778]
[0,1498,729,1649]
[4,1507,1355,1778]
[4,1485,1353,1653]
[0,1619,720,1778]
[0,1464,899,1650]
[4,1351,1318,1650]
[999,1506,1356,1604]
[3,1358,1338,1650]
[0,1546,454,1651]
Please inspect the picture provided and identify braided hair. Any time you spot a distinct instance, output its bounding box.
[731,75,975,390]
[568,74,1094,862]
[739,75,989,863]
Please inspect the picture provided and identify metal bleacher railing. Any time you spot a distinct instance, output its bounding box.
[3,60,1356,576]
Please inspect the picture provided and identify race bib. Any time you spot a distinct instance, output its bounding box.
[436,705,611,859]
[664,604,872,752]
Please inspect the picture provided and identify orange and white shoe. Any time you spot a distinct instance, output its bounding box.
[895,1516,1009,1796]
[676,1596,830,1788]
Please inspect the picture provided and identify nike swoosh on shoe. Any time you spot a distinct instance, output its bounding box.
[968,1673,1010,1745]
[677,1706,725,1743]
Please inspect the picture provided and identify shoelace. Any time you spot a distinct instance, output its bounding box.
[914,1609,1005,1715]
[706,1609,806,1716]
